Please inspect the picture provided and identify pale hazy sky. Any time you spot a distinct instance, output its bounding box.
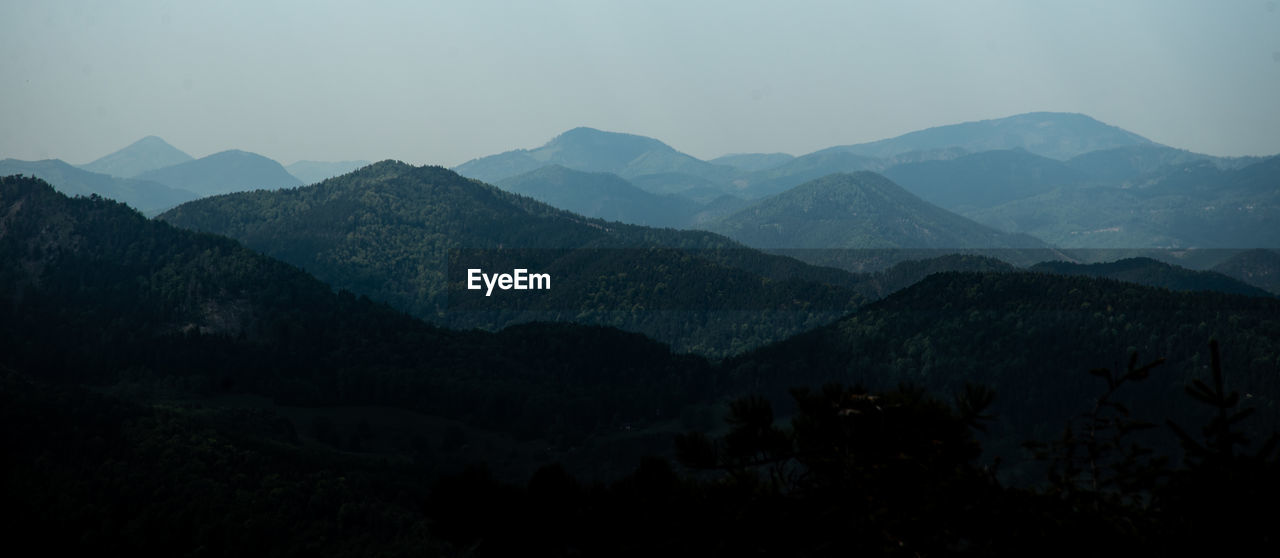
[2,0,1278,167]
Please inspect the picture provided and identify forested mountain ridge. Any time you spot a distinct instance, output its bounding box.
[0,173,715,443]
[724,270,1280,484]
[6,172,1280,554]
[158,161,869,355]
[1031,257,1273,297]
[0,157,201,215]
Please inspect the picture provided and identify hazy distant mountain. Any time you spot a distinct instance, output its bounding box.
[738,151,883,198]
[883,149,1090,211]
[817,112,1154,161]
[285,160,371,185]
[78,135,193,178]
[706,172,1051,251]
[730,147,970,200]
[0,158,199,214]
[966,156,1280,248]
[1031,257,1271,297]
[1065,144,1217,184]
[709,153,795,172]
[496,165,701,228]
[454,127,739,188]
[137,149,302,196]
[1211,249,1280,294]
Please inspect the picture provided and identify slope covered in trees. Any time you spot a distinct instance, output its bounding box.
[158,162,868,355]
[0,174,715,447]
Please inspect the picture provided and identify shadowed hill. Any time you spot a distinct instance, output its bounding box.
[138,149,302,196]
[707,172,1051,251]
[0,158,200,214]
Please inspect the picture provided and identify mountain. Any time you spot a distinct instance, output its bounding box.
[496,165,702,228]
[78,135,194,178]
[706,172,1052,252]
[454,127,740,193]
[1065,144,1217,184]
[709,152,795,172]
[817,112,1154,161]
[158,161,868,356]
[137,149,302,196]
[0,172,724,482]
[1030,257,1272,297]
[0,158,200,214]
[285,160,372,185]
[736,150,883,198]
[723,270,1280,485]
[1212,249,1280,294]
[882,149,1090,211]
[965,156,1280,249]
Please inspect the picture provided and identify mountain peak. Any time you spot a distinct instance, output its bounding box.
[79,135,194,178]
[826,112,1155,161]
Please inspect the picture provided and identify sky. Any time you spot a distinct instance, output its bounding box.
[2,0,1278,167]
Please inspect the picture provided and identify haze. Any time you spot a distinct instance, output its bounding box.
[2,0,1278,166]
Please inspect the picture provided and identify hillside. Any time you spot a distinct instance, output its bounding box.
[137,149,302,196]
[158,161,868,355]
[0,173,718,458]
[496,165,702,228]
[78,135,193,178]
[724,271,1280,482]
[1030,257,1272,297]
[965,156,1280,248]
[1212,249,1280,294]
[706,172,1051,251]
[0,158,200,214]
[883,149,1090,211]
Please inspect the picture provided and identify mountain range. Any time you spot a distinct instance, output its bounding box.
[157,161,869,356]
[135,149,303,196]
[0,158,200,215]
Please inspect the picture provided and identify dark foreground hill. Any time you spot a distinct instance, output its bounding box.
[6,174,1280,555]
